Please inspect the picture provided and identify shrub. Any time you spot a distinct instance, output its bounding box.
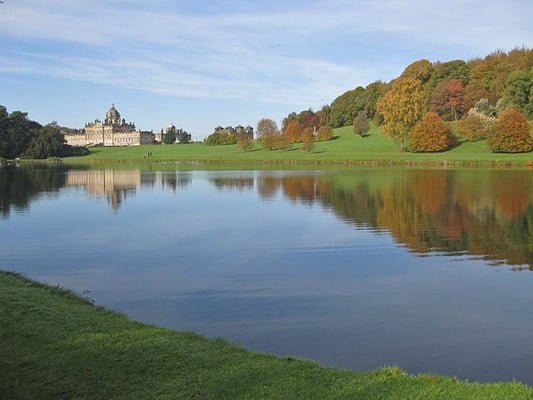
[260,132,289,150]
[301,128,315,152]
[237,134,253,151]
[317,125,333,141]
[353,111,370,137]
[489,108,533,153]
[205,131,237,146]
[283,120,303,143]
[408,112,455,152]
[455,114,488,142]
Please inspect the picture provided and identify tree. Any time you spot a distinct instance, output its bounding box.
[361,81,388,122]
[0,105,41,159]
[408,112,455,152]
[352,111,370,137]
[163,128,176,144]
[237,134,253,151]
[283,120,303,143]
[176,130,191,144]
[317,126,333,141]
[501,69,533,118]
[455,114,487,142]
[376,77,424,149]
[24,125,68,159]
[489,108,533,153]
[429,79,466,121]
[329,86,366,127]
[256,118,278,138]
[301,128,314,152]
[400,59,434,83]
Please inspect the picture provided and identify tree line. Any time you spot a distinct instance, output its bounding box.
[0,106,87,160]
[281,48,533,153]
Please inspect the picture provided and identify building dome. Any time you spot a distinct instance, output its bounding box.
[105,104,121,125]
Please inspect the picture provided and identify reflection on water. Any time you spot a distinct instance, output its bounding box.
[1,165,533,384]
[2,166,530,268]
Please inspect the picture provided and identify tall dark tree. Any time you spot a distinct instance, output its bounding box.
[24,125,68,159]
[0,106,41,159]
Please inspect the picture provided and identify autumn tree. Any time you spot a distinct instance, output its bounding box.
[376,77,424,149]
[408,112,455,152]
[256,118,279,138]
[317,125,333,141]
[455,114,487,142]
[283,120,303,143]
[429,78,466,120]
[489,108,533,153]
[400,59,434,83]
[301,128,315,152]
[352,110,370,137]
[237,134,253,151]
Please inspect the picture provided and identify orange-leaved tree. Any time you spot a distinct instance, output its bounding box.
[430,78,466,121]
[408,112,455,152]
[301,128,315,152]
[283,120,303,143]
[489,108,533,153]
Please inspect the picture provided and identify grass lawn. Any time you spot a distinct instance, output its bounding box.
[63,125,533,166]
[1,271,532,399]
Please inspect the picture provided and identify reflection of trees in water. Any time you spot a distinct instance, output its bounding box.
[0,165,67,217]
[210,177,254,190]
[255,171,532,269]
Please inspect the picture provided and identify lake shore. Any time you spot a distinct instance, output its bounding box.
[58,125,533,168]
[1,270,531,400]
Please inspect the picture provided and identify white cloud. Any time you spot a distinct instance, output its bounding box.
[0,0,530,109]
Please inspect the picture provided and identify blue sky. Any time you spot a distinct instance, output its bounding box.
[0,0,531,139]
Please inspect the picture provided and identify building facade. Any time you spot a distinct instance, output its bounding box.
[213,125,254,138]
[65,105,154,147]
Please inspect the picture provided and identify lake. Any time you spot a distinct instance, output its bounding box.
[1,165,532,384]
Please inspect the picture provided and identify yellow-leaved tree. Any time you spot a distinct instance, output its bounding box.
[376,77,424,150]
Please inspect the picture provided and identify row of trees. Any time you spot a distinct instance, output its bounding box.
[0,106,85,160]
[256,118,333,152]
[281,48,532,153]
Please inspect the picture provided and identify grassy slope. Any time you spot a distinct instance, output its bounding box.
[1,271,531,400]
[64,125,533,164]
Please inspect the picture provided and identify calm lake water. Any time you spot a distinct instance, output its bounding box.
[1,165,532,384]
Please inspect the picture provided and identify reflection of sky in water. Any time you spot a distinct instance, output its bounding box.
[1,169,532,384]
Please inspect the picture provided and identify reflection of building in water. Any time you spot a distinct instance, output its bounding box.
[66,170,141,211]
[65,170,192,211]
[64,104,154,147]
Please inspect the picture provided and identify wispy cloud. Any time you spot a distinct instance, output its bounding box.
[0,0,530,130]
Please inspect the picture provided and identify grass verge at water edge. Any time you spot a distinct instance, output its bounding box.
[1,271,531,399]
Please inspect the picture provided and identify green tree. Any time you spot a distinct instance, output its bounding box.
[0,106,41,159]
[24,125,68,159]
[361,81,388,121]
[352,110,370,137]
[501,69,533,118]
[329,86,366,128]
[164,128,176,144]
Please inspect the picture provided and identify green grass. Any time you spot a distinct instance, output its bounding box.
[1,271,532,399]
[63,125,533,166]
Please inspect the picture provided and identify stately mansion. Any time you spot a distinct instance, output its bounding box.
[64,105,155,147]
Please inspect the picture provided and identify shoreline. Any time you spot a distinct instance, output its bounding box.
[1,270,532,399]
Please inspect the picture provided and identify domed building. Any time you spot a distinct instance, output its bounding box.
[65,104,154,147]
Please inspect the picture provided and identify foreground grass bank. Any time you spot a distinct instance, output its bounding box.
[1,271,531,400]
[63,125,533,167]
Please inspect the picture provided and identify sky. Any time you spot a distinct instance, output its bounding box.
[0,0,531,139]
